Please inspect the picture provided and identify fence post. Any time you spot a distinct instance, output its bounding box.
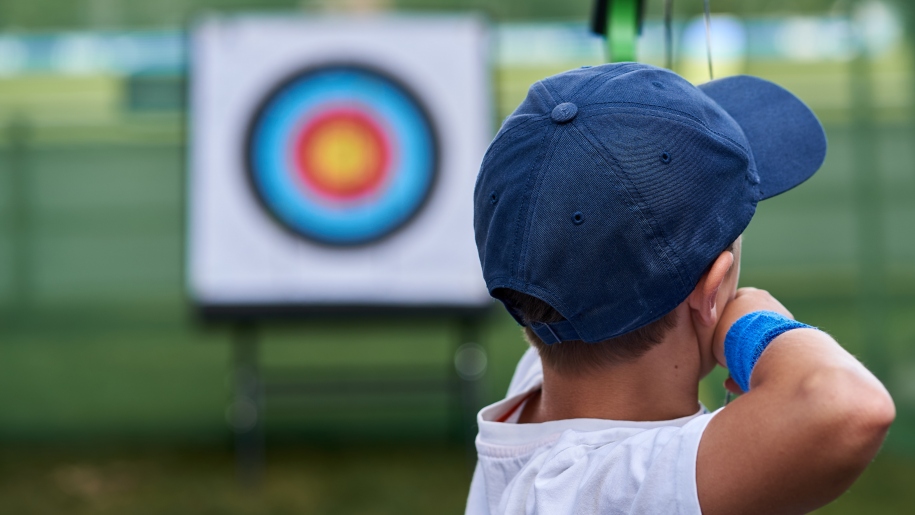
[230,323,264,487]
[850,36,886,376]
[8,116,31,329]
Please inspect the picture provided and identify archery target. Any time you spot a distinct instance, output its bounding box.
[247,66,438,245]
[187,15,491,314]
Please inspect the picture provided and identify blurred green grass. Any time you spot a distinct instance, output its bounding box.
[0,445,472,515]
[0,444,911,514]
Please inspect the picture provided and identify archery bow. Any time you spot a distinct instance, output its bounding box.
[592,0,715,82]
[591,1,725,404]
[591,0,645,63]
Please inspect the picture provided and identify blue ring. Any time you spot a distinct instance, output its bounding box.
[247,66,437,245]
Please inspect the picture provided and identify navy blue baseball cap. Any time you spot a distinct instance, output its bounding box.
[473,63,826,344]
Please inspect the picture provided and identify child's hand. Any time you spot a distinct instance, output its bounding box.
[711,287,793,371]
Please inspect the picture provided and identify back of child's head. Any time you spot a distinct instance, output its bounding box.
[473,63,826,369]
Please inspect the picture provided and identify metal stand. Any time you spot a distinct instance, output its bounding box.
[230,323,264,486]
[454,317,486,472]
[226,316,488,484]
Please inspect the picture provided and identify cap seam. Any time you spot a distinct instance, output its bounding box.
[574,107,753,287]
[577,105,758,211]
[580,101,751,157]
[543,79,564,104]
[569,123,692,296]
[537,78,561,106]
[475,117,545,181]
[510,122,556,288]
[487,114,550,147]
[475,117,552,289]
[545,62,642,104]
[516,127,564,296]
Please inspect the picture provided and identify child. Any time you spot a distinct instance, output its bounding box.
[467,63,894,514]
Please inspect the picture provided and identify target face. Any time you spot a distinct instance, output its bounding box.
[246,65,438,246]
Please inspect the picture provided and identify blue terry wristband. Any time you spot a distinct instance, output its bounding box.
[724,311,813,393]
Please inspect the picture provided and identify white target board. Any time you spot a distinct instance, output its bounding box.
[187,15,492,314]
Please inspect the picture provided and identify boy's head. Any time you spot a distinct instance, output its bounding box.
[473,64,825,367]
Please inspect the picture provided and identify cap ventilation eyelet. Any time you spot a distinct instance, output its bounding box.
[660,152,671,164]
[572,211,585,225]
[490,191,498,204]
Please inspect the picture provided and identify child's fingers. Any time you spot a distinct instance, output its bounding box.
[724,376,743,394]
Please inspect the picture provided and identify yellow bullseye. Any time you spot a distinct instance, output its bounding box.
[307,120,379,190]
[298,111,389,199]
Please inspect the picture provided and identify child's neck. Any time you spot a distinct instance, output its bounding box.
[519,320,706,424]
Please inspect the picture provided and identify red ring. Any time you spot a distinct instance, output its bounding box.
[294,107,391,202]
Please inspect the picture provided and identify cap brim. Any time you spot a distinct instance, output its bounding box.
[699,76,827,200]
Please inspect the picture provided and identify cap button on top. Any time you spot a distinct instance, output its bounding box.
[551,102,578,123]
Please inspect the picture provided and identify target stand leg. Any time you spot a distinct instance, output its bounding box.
[454,317,487,473]
[230,323,264,486]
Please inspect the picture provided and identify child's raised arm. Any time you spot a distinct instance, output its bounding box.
[696,287,895,515]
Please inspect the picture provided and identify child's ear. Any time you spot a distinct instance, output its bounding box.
[687,250,734,327]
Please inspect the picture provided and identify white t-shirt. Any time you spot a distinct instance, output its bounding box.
[465,347,718,515]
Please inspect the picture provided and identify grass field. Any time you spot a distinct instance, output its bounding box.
[0,444,913,514]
